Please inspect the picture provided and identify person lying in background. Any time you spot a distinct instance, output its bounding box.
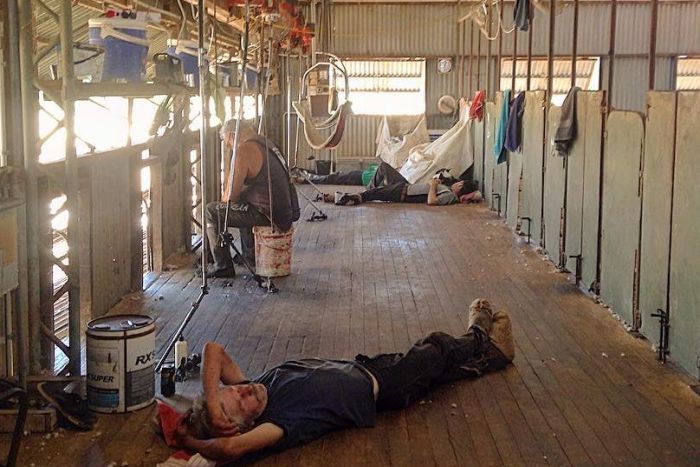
[291,168,364,186]
[326,161,480,206]
[291,161,381,186]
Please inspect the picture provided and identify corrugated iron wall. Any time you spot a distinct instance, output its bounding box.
[328,1,700,117]
[426,58,461,128]
[296,115,383,166]
[332,4,458,57]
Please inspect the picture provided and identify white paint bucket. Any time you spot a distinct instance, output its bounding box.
[253,226,294,277]
[86,314,155,413]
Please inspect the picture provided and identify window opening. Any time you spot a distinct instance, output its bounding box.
[676,57,700,90]
[335,59,426,115]
[500,57,600,105]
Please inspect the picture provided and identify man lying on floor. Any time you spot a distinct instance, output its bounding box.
[325,161,480,206]
[291,167,365,186]
[169,299,514,463]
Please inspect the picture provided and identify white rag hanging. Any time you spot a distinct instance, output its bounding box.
[399,111,474,184]
[374,114,430,169]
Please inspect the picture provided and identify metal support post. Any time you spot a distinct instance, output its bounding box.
[7,0,30,386]
[607,0,618,108]
[648,0,659,90]
[572,0,579,89]
[526,7,533,91]
[18,0,41,377]
[60,0,81,376]
[497,0,503,93]
[511,23,518,93]
[285,55,292,163]
[485,2,492,100]
[468,22,474,96]
[546,0,556,104]
[458,19,464,97]
[476,29,481,91]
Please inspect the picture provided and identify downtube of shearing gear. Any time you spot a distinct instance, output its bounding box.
[157,0,210,374]
[257,24,274,133]
[292,54,303,168]
[198,0,209,290]
[261,23,275,232]
[223,0,250,230]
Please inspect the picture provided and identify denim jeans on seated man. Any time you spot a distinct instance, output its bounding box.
[205,201,269,275]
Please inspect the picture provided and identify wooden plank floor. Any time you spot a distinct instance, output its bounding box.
[5,188,699,466]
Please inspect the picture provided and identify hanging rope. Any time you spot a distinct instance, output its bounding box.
[464,0,569,41]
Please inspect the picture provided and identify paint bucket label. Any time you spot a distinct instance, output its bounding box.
[125,337,155,408]
[86,341,120,409]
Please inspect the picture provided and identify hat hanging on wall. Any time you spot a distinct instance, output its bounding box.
[437,94,457,115]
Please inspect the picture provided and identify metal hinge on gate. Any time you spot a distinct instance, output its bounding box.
[638,142,645,197]
[650,308,670,363]
[632,249,641,330]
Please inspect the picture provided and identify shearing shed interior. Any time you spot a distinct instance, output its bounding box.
[0,0,698,465]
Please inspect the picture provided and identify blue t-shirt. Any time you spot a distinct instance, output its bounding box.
[253,359,376,451]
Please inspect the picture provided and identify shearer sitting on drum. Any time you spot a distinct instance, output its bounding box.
[203,120,297,278]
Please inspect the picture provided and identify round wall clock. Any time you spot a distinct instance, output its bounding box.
[437,57,453,74]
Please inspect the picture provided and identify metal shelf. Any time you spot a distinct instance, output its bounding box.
[37,80,246,99]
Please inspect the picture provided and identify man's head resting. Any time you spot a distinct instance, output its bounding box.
[189,382,269,438]
[449,180,479,198]
[219,119,256,147]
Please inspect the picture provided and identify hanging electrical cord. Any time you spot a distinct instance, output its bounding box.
[190,0,199,20]
[175,0,187,40]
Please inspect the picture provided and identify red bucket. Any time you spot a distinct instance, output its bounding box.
[253,226,294,277]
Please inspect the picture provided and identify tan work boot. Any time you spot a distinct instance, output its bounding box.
[489,310,515,362]
[468,298,494,334]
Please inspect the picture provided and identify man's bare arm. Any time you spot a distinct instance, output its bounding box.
[180,422,284,462]
[202,342,246,398]
[201,342,247,435]
[225,142,263,203]
[427,178,440,205]
[222,150,232,199]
